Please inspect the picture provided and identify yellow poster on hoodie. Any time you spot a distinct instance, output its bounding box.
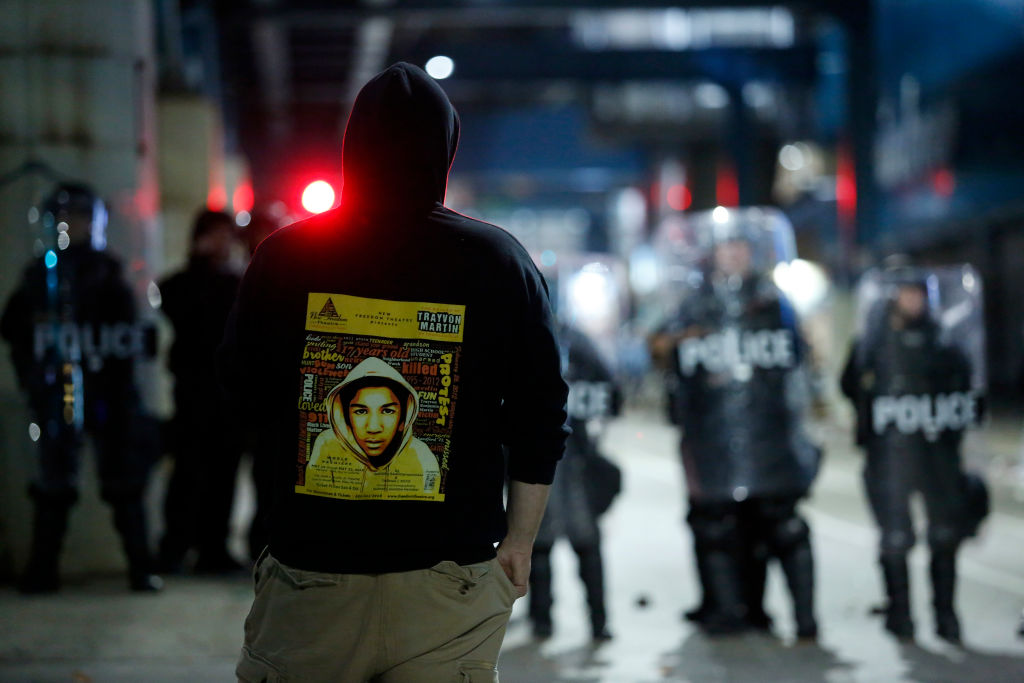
[295,293,464,502]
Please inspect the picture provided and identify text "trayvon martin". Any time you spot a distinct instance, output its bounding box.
[418,311,462,335]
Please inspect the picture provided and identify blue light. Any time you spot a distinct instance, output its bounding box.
[540,250,557,267]
[44,250,58,269]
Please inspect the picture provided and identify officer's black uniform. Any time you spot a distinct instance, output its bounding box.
[664,273,818,638]
[841,293,973,643]
[157,222,243,573]
[529,323,621,641]
[0,184,160,593]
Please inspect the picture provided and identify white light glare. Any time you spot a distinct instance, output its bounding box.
[629,244,660,295]
[425,56,455,80]
[773,259,829,315]
[712,206,730,223]
[779,144,806,171]
[694,83,729,109]
[236,210,252,227]
[567,267,616,324]
[28,422,41,442]
[147,281,163,309]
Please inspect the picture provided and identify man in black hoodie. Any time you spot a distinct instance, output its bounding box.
[220,63,568,681]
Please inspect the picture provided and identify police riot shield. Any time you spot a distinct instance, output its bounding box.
[2,184,149,440]
[34,183,110,432]
[652,207,819,502]
[853,264,986,442]
[651,206,798,311]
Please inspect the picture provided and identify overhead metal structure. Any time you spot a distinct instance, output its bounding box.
[208,0,874,248]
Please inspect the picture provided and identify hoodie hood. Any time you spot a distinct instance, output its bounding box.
[325,356,421,471]
[341,62,460,214]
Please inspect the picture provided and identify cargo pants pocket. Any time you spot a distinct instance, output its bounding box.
[458,660,499,682]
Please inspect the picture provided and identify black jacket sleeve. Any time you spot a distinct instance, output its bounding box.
[839,340,860,402]
[499,254,569,485]
[840,340,872,446]
[0,279,33,389]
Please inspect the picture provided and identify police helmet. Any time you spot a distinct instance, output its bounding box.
[41,182,108,251]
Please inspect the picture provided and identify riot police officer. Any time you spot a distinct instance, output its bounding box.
[529,321,622,642]
[841,266,983,643]
[0,182,161,593]
[650,207,819,638]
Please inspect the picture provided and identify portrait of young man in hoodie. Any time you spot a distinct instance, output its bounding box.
[220,61,568,682]
[308,357,440,495]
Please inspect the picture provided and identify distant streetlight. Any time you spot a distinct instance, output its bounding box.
[425,56,455,80]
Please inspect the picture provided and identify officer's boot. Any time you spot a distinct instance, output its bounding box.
[110,498,163,592]
[700,549,749,635]
[683,540,714,623]
[577,545,611,641]
[18,491,75,594]
[930,549,961,644]
[779,540,817,640]
[528,549,554,639]
[880,555,914,640]
[744,545,773,631]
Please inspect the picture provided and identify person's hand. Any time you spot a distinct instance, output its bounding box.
[647,332,677,369]
[495,539,532,598]
[649,326,705,368]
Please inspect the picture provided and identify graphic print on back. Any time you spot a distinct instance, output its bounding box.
[296,293,463,501]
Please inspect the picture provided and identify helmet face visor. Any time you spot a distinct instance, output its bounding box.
[41,184,108,251]
[655,207,796,276]
[651,206,798,312]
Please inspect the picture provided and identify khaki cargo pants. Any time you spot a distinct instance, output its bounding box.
[237,552,517,682]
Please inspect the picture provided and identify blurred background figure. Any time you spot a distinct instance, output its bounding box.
[0,182,162,593]
[241,207,283,260]
[841,265,987,644]
[529,254,628,643]
[157,209,244,574]
[529,320,622,643]
[649,207,821,639]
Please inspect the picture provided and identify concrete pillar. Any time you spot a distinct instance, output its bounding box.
[0,0,160,578]
[157,93,225,273]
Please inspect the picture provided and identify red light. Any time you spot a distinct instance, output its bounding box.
[301,180,336,214]
[233,181,254,214]
[716,163,739,207]
[666,184,692,212]
[207,184,227,212]
[836,143,857,225]
[932,168,955,197]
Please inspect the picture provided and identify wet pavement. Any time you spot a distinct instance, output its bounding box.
[2,408,1024,682]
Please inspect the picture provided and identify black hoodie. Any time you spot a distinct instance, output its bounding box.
[218,62,569,573]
